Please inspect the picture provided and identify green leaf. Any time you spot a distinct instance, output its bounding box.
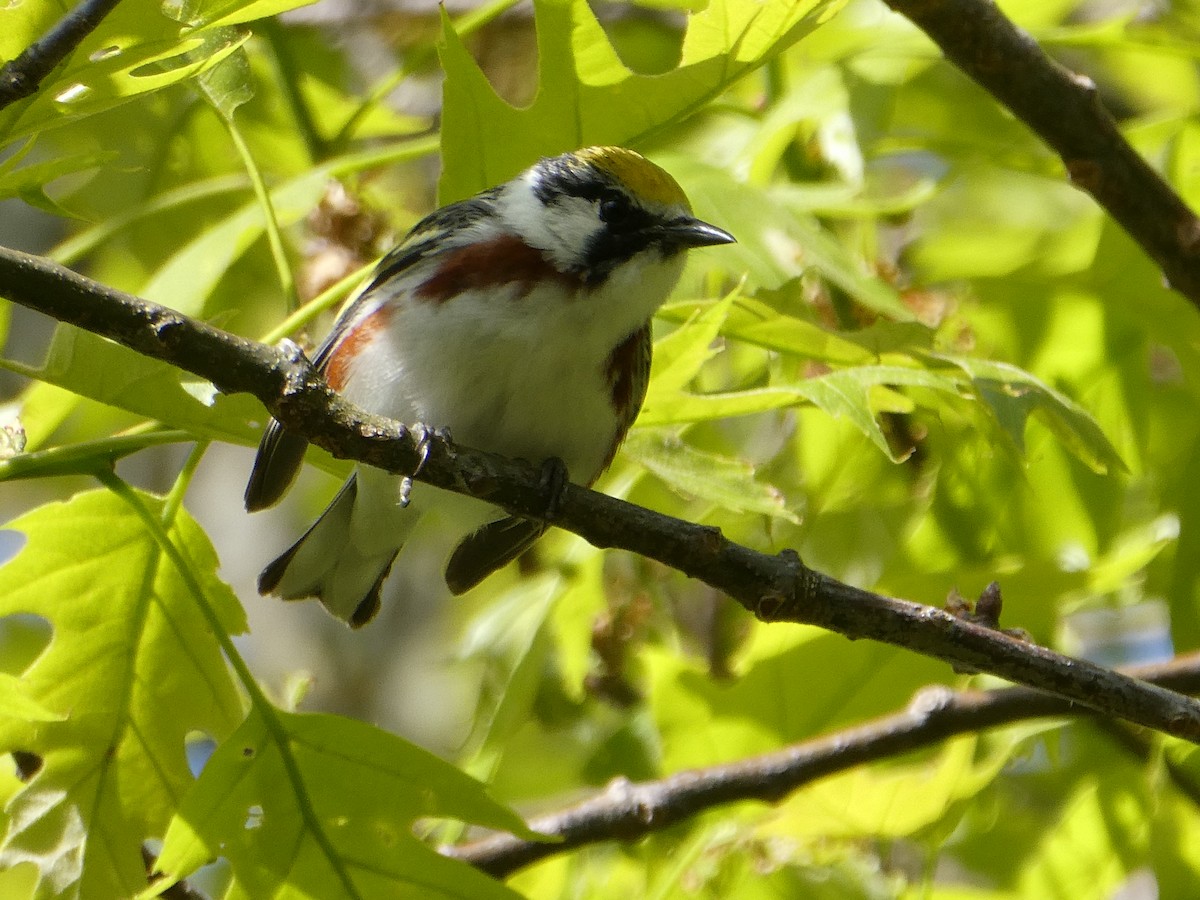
[796,364,964,462]
[0,0,317,147]
[1015,779,1144,899]
[548,552,608,703]
[49,174,250,266]
[0,674,61,723]
[165,0,319,29]
[1,30,248,146]
[659,296,875,366]
[137,168,325,315]
[137,139,436,317]
[0,3,60,61]
[0,489,246,898]
[3,325,265,448]
[939,355,1126,475]
[652,154,912,321]
[647,625,950,770]
[194,43,255,119]
[438,0,845,202]
[0,150,118,211]
[459,576,559,774]
[637,386,816,426]
[624,428,799,522]
[153,709,530,899]
[760,735,1010,841]
[1085,515,1179,595]
[646,290,737,397]
[667,161,916,320]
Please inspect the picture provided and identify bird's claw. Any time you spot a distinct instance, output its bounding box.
[409,422,441,477]
[397,422,444,508]
[397,475,414,508]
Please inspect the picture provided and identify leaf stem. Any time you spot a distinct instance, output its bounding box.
[161,440,209,526]
[259,258,375,345]
[0,429,192,480]
[221,110,299,312]
[98,472,364,900]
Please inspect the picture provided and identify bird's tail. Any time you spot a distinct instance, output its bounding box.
[258,473,413,627]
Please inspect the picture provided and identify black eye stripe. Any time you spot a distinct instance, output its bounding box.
[531,155,673,284]
[599,189,632,224]
[534,168,654,234]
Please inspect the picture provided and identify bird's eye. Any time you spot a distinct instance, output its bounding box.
[598,190,633,225]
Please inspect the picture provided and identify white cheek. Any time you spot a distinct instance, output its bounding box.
[540,199,600,269]
[502,178,599,271]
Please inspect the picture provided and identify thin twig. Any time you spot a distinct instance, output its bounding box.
[883,0,1200,307]
[444,652,1200,877]
[0,0,126,111]
[3,245,1200,743]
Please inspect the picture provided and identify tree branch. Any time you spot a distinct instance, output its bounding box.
[4,245,1200,744]
[444,652,1200,878]
[0,0,126,111]
[883,0,1200,308]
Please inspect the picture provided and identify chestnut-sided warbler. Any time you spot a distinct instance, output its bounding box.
[245,146,735,627]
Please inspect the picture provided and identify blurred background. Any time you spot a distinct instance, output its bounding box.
[5,0,1200,896]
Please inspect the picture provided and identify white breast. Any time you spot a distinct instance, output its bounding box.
[337,242,684,483]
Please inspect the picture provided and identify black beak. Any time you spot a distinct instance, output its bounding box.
[658,216,736,249]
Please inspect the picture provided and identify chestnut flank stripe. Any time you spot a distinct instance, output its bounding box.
[606,328,642,420]
[324,305,393,391]
[596,326,650,479]
[415,234,578,304]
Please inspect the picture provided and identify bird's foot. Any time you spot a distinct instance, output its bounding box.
[397,422,447,507]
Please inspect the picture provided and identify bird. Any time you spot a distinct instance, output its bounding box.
[245,146,735,627]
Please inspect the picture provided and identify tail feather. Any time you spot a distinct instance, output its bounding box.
[445,516,546,595]
[258,474,406,627]
[245,420,309,512]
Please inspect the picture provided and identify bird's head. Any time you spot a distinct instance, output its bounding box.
[498,146,735,286]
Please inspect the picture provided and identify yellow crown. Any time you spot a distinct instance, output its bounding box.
[576,146,690,210]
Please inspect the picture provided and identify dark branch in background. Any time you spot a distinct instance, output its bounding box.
[0,0,126,111]
[445,652,1200,878]
[4,247,1200,745]
[884,0,1200,308]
